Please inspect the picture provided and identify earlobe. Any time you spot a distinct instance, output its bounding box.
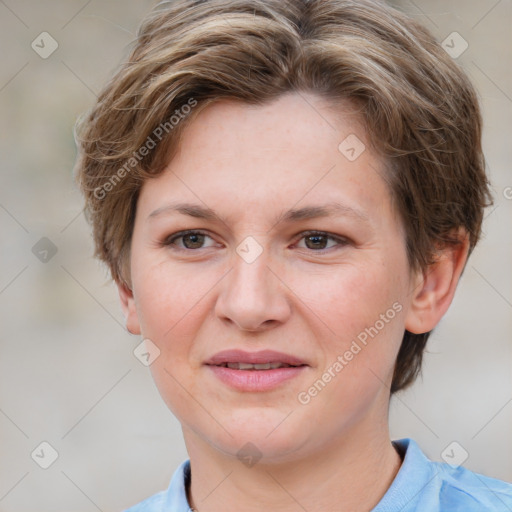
[116,280,142,335]
[405,232,470,335]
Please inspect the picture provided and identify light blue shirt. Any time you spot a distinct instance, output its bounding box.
[125,438,512,511]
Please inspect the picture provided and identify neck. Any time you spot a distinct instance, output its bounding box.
[184,425,402,512]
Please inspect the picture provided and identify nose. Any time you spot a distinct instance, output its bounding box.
[215,251,292,332]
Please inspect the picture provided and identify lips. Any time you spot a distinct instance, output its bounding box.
[205,349,307,368]
[204,349,308,391]
[218,362,296,370]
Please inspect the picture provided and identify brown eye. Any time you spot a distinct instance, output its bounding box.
[304,234,329,250]
[296,231,348,251]
[165,230,216,250]
[181,232,206,249]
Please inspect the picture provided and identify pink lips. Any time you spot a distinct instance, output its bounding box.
[204,349,309,392]
[205,349,307,366]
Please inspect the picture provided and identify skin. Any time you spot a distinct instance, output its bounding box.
[118,92,469,511]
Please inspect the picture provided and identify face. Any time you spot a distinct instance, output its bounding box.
[121,93,419,463]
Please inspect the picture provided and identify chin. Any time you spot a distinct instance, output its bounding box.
[194,409,312,464]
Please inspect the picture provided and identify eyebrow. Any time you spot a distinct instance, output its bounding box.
[147,201,369,226]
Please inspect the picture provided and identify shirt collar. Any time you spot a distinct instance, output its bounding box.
[162,438,434,512]
[372,438,438,511]
[163,458,193,511]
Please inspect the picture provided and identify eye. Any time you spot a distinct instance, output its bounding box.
[295,231,349,251]
[164,230,218,250]
[162,230,348,252]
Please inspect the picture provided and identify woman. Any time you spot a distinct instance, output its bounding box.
[74,0,512,510]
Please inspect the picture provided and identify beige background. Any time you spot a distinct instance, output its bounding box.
[0,0,510,510]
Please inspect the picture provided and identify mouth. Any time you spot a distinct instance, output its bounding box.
[205,349,308,367]
[204,349,309,391]
[213,362,305,370]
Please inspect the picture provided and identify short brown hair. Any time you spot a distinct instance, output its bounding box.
[74,0,492,393]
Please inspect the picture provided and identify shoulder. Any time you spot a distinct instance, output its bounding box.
[375,439,512,512]
[432,460,512,510]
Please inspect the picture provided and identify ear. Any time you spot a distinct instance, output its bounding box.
[405,231,470,335]
[116,280,141,335]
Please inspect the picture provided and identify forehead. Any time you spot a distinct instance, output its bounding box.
[138,92,392,228]
[175,92,367,168]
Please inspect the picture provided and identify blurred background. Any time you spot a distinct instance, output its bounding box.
[0,0,510,510]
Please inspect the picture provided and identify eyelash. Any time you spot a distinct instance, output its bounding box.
[163,230,349,253]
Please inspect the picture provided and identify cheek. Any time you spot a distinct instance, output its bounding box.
[132,262,211,419]
[287,259,407,389]
[132,257,219,340]
[290,260,405,336]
